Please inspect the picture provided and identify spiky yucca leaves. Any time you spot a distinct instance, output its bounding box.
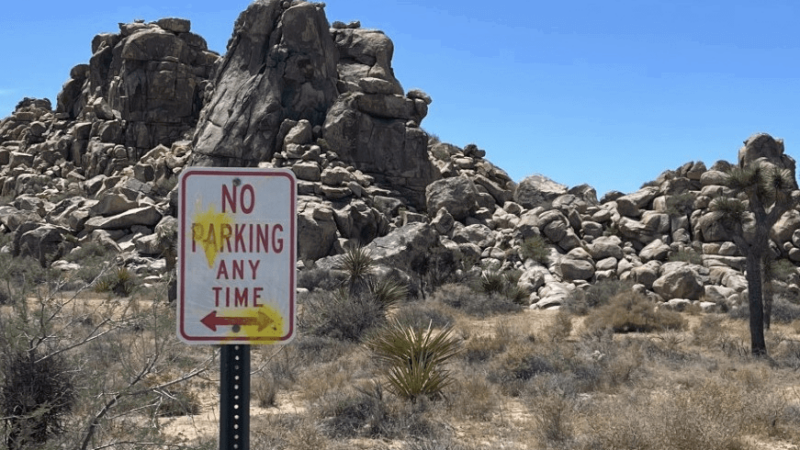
[726,163,794,206]
[369,278,408,309]
[474,270,528,304]
[339,245,376,293]
[478,270,506,295]
[366,319,461,403]
[710,196,747,224]
[338,244,409,306]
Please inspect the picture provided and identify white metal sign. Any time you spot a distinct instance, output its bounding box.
[177,167,296,344]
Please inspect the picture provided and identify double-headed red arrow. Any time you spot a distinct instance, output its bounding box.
[201,311,274,332]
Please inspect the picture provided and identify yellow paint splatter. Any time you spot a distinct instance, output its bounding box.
[220,304,286,342]
[192,204,234,268]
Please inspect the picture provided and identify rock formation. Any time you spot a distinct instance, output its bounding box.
[0,1,799,315]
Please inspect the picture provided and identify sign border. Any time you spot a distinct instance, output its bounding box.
[177,167,297,344]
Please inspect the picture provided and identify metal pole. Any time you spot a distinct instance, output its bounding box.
[220,345,250,450]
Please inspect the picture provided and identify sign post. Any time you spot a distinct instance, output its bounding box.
[178,167,296,450]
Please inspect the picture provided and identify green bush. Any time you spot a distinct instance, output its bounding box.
[1,349,75,449]
[339,245,375,293]
[297,267,347,292]
[564,279,633,315]
[365,319,461,403]
[319,389,388,438]
[520,235,550,265]
[583,291,686,334]
[94,267,138,297]
[300,289,388,341]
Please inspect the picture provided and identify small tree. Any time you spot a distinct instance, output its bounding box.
[714,161,796,356]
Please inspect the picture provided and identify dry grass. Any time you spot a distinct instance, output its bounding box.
[4,272,800,450]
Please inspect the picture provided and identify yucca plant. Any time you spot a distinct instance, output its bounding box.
[339,245,375,294]
[477,270,506,295]
[365,319,461,403]
[520,235,550,265]
[369,278,408,308]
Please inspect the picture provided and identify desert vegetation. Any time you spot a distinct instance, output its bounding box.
[2,246,799,450]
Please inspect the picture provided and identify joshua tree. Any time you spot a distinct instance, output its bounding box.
[713,161,796,356]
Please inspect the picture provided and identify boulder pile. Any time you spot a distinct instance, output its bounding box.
[0,0,799,312]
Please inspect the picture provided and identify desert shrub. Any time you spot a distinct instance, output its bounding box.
[63,241,114,284]
[299,289,388,341]
[585,375,791,450]
[405,439,478,450]
[494,344,556,383]
[446,376,497,421]
[431,283,522,317]
[730,295,800,325]
[317,384,442,440]
[519,235,550,265]
[317,386,388,438]
[462,335,509,364]
[770,296,800,324]
[0,253,57,304]
[1,349,75,449]
[418,246,472,294]
[297,267,347,292]
[393,301,454,330]
[769,258,797,281]
[154,386,201,417]
[286,335,354,366]
[531,392,576,446]
[473,269,528,304]
[476,269,506,295]
[93,267,138,297]
[692,314,726,348]
[563,279,633,315]
[668,248,703,265]
[366,319,461,403]
[253,374,279,408]
[583,291,686,334]
[370,277,409,307]
[542,310,573,343]
[665,191,696,217]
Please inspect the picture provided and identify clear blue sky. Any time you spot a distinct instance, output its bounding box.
[2,0,799,197]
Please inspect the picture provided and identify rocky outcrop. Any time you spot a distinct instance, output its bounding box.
[55,18,218,177]
[192,1,338,167]
[1,3,800,319]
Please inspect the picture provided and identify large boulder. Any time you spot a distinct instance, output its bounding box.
[652,265,705,300]
[772,210,800,245]
[364,222,438,272]
[297,200,338,261]
[425,176,479,221]
[332,200,387,245]
[514,174,567,209]
[587,236,624,260]
[83,206,162,232]
[560,258,595,281]
[192,0,338,166]
[738,133,797,187]
[0,205,42,232]
[15,224,66,267]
